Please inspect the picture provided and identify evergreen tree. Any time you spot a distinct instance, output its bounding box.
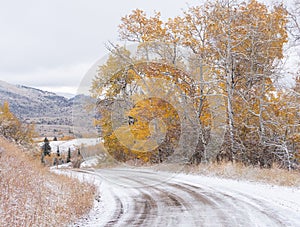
[67,148,71,163]
[53,157,58,166]
[41,152,45,164]
[41,137,51,164]
[42,137,51,156]
[56,146,60,157]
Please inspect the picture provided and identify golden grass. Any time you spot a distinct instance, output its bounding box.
[155,162,300,187]
[0,137,96,227]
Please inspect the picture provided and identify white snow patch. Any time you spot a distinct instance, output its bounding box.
[81,157,99,168]
[50,162,73,169]
[176,173,300,216]
[39,138,99,154]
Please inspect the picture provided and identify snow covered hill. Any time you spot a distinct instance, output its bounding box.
[0,80,96,137]
[0,80,68,118]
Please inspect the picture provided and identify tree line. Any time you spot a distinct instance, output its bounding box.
[41,137,82,167]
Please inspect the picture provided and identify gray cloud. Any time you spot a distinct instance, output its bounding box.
[0,0,201,93]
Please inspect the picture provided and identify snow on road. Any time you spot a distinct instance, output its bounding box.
[69,168,300,227]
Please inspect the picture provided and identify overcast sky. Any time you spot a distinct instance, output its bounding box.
[0,0,292,96]
[0,0,205,95]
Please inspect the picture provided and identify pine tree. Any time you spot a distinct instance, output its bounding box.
[42,137,51,156]
[56,146,60,157]
[41,137,51,163]
[67,148,71,163]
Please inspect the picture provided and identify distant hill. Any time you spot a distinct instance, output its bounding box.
[0,80,97,138]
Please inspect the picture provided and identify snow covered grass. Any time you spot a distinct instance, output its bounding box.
[0,137,96,226]
[79,142,106,159]
[155,162,300,187]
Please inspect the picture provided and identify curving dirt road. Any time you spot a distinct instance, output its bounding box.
[71,168,300,227]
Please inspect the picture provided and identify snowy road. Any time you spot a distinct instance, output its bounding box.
[72,168,300,227]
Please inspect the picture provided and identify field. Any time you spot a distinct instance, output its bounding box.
[0,137,96,226]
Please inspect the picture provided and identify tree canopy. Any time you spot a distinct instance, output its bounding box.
[91,0,299,169]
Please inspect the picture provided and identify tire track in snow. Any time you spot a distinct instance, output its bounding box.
[70,168,300,227]
[120,176,190,226]
[129,193,156,226]
[104,196,124,226]
[172,180,291,226]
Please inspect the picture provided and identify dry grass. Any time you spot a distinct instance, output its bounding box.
[155,162,300,187]
[0,137,96,227]
[80,143,107,158]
